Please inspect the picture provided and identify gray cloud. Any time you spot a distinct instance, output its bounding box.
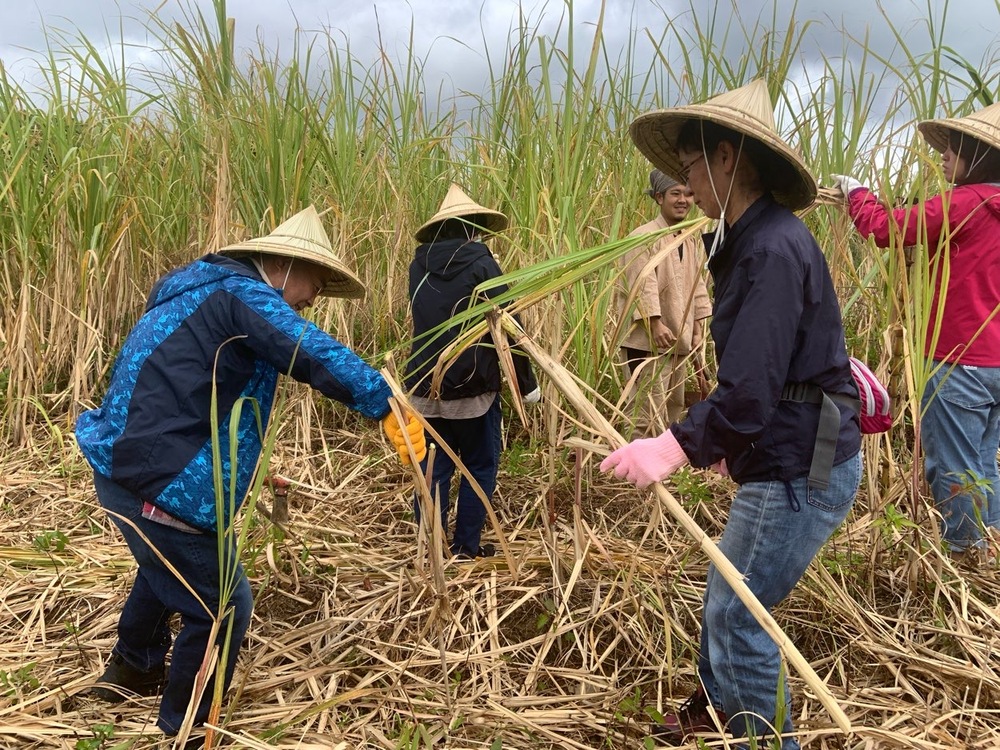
[2,0,997,105]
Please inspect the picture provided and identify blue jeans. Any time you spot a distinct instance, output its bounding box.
[94,473,253,735]
[414,395,501,555]
[698,452,861,750]
[922,362,1000,550]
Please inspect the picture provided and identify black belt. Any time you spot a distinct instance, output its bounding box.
[780,383,859,490]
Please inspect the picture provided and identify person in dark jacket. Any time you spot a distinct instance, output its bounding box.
[833,102,1000,561]
[602,80,861,749]
[75,205,424,738]
[405,184,538,559]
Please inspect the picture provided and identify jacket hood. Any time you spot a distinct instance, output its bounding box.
[413,238,492,282]
[965,182,1000,219]
[145,254,268,313]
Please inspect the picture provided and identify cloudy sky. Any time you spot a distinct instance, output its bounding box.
[2,0,997,108]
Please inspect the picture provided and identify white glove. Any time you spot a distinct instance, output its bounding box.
[523,387,541,404]
[830,174,865,199]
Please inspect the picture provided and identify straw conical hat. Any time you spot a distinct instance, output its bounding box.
[917,101,1000,155]
[414,184,508,242]
[629,79,817,211]
[219,205,365,299]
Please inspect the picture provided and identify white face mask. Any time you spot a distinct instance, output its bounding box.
[252,256,293,291]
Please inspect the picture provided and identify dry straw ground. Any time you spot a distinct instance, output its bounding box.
[2,0,999,747]
[2,403,999,749]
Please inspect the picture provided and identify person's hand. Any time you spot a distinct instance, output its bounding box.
[691,320,704,350]
[830,174,865,199]
[651,318,675,351]
[711,458,728,477]
[523,387,542,404]
[599,429,690,488]
[696,369,711,400]
[382,410,427,465]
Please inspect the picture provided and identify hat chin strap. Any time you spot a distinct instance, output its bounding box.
[965,148,989,180]
[706,211,726,267]
[702,131,743,266]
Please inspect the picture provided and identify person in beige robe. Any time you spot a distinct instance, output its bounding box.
[618,169,712,437]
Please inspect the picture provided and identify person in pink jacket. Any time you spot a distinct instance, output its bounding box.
[834,101,1000,560]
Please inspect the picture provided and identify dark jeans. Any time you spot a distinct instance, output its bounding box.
[93,473,253,734]
[414,395,502,555]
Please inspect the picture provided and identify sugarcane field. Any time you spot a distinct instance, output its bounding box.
[3,1,1000,748]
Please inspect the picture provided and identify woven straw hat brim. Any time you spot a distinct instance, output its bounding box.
[219,237,365,299]
[218,205,365,299]
[414,209,508,243]
[629,102,817,211]
[415,184,508,242]
[917,102,1000,155]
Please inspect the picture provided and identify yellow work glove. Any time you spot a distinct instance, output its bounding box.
[382,410,427,465]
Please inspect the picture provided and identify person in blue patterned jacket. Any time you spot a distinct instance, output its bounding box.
[75,205,425,738]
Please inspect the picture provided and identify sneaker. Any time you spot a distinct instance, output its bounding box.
[90,653,166,702]
[453,543,496,560]
[650,687,728,744]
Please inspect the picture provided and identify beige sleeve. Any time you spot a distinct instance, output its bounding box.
[622,237,662,321]
[694,273,712,321]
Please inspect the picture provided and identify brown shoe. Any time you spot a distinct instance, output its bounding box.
[650,687,728,744]
[949,544,996,567]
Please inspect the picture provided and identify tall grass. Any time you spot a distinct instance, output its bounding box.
[2,1,1000,741]
[0,3,983,410]
[0,0,984,437]
[1,0,996,548]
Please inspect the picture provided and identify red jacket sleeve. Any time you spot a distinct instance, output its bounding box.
[847,188,950,253]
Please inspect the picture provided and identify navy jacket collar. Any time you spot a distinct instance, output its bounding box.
[703,194,776,275]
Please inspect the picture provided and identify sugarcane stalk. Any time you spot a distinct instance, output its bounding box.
[379,367,519,580]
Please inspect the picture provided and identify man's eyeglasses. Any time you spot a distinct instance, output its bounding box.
[678,153,705,182]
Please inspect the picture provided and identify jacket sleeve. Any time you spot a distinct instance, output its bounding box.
[478,255,538,396]
[511,340,539,395]
[621,233,662,322]
[226,281,393,420]
[672,248,803,466]
[847,188,949,251]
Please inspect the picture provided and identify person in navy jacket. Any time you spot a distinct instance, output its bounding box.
[76,206,424,737]
[605,80,861,748]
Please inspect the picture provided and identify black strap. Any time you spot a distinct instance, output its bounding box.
[780,383,860,490]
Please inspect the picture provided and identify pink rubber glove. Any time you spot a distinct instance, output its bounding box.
[600,430,690,488]
[712,458,728,476]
